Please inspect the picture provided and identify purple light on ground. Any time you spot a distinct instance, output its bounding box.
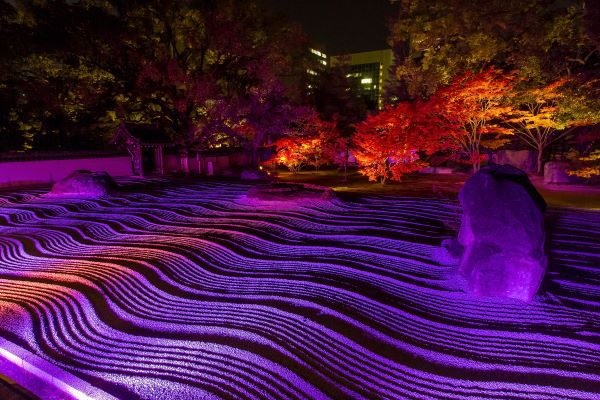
[0,180,599,399]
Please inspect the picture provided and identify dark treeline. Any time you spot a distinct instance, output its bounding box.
[0,0,319,162]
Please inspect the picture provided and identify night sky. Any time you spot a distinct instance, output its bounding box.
[259,0,397,55]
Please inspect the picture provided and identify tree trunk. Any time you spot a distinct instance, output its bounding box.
[342,142,349,182]
[251,135,261,168]
[472,151,480,173]
[536,145,543,175]
[180,113,195,145]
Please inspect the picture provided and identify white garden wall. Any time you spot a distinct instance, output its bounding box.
[0,156,132,188]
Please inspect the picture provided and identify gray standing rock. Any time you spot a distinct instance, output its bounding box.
[544,161,572,184]
[457,164,547,302]
[492,149,537,173]
[49,170,117,197]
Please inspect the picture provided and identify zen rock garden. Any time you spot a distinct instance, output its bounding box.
[2,1,599,398]
[49,165,551,303]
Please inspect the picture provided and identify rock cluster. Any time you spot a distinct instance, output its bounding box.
[247,182,335,201]
[240,168,271,181]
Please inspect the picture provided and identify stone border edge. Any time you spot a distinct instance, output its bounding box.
[0,336,118,400]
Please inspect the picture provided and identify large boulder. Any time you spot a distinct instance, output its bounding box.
[457,164,547,302]
[544,161,572,184]
[49,170,117,197]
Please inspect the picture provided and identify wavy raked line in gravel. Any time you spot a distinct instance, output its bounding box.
[0,180,599,399]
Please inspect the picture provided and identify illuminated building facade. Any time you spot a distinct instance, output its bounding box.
[331,49,393,110]
[306,47,328,94]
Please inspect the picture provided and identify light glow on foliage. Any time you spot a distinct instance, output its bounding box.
[568,150,600,178]
[353,103,447,184]
[424,67,515,172]
[272,114,341,173]
[353,68,599,181]
[507,77,600,174]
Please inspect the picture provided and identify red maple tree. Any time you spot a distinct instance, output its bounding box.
[424,68,514,171]
[353,103,446,184]
[274,136,310,173]
[272,113,341,173]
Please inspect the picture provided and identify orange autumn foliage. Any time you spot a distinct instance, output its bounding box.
[273,114,340,173]
[425,68,514,171]
[353,103,447,184]
[506,77,600,174]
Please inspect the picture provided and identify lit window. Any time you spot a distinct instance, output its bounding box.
[320,60,327,66]
[306,69,317,76]
[361,78,372,84]
[310,48,323,57]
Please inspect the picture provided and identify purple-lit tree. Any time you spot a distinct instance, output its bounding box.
[125,0,311,165]
[0,0,311,155]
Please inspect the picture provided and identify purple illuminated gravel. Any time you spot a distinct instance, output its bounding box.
[0,179,599,399]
